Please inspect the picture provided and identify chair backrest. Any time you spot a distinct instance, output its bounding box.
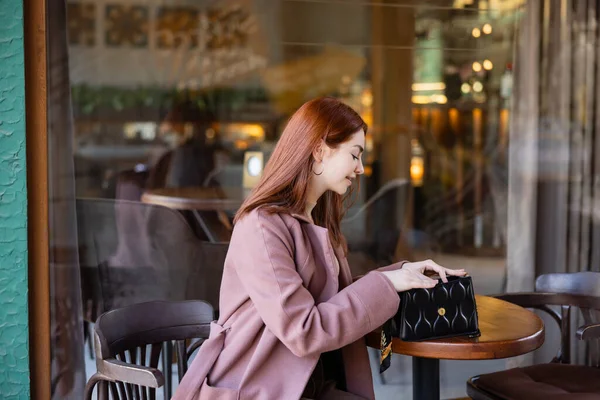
[93,300,214,399]
[342,178,410,224]
[535,272,600,366]
[536,272,600,297]
[76,198,223,316]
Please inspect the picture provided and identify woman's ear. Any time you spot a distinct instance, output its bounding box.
[312,140,326,163]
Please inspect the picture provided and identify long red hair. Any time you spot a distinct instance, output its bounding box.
[234,97,367,251]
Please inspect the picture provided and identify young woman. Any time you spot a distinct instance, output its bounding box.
[173,97,466,400]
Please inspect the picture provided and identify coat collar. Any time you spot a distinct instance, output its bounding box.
[290,213,313,224]
[289,212,353,289]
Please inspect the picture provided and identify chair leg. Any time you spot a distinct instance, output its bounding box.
[162,341,173,400]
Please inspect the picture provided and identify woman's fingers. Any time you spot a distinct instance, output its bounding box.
[393,261,468,291]
[446,268,467,276]
[417,260,468,282]
[438,269,448,283]
[418,260,447,282]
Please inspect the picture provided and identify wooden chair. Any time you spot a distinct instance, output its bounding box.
[84,300,214,400]
[467,271,600,399]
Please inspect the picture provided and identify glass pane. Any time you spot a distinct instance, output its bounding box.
[45,0,598,397]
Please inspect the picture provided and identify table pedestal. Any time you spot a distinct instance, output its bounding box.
[413,357,439,400]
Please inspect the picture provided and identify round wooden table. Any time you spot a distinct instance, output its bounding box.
[141,187,248,242]
[366,295,545,400]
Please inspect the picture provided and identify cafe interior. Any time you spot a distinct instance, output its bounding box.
[42,0,600,398]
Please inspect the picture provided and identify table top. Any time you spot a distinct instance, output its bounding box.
[366,294,544,360]
[141,187,248,211]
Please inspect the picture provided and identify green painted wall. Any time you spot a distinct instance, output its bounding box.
[0,0,30,399]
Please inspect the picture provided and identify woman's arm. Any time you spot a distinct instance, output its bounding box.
[233,211,399,358]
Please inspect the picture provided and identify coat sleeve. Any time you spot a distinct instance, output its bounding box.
[232,211,400,358]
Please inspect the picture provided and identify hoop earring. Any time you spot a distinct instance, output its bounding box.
[312,161,324,176]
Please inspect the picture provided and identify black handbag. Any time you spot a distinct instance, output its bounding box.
[379,275,480,373]
[394,275,481,341]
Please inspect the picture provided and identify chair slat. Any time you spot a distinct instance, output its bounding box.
[98,380,109,399]
[176,340,187,381]
[140,345,147,367]
[150,343,162,369]
[109,382,120,400]
[116,381,127,399]
[133,383,141,400]
[129,348,137,365]
[124,382,134,400]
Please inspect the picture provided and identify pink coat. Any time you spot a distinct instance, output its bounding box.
[173,209,403,400]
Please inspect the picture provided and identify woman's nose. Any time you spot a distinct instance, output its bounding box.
[356,160,365,175]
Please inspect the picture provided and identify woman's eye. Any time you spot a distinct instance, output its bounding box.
[352,154,359,161]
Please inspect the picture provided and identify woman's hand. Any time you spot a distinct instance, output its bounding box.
[381,259,467,292]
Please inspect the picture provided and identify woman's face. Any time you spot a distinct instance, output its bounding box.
[319,129,365,195]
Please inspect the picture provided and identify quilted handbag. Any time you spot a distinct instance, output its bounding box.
[393,275,481,341]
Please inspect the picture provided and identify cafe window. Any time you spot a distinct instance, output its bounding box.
[40,0,600,398]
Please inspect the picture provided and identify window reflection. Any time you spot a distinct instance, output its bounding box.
[64,0,522,302]
[51,0,531,397]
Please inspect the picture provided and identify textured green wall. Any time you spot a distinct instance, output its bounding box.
[0,0,30,399]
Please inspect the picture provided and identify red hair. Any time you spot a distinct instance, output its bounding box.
[234,97,367,251]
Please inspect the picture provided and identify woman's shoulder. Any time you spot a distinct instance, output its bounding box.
[235,207,300,231]
[231,208,303,254]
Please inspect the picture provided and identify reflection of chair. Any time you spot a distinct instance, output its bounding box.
[76,198,227,398]
[76,198,198,312]
[83,300,214,400]
[185,241,229,312]
[342,179,410,267]
[203,164,243,188]
[467,272,600,399]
